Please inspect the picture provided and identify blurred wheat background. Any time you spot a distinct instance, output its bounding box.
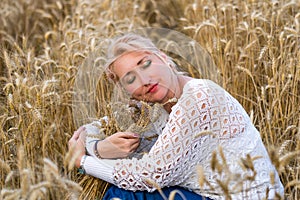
[0,0,299,199]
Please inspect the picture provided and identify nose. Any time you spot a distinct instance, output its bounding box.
[137,71,150,86]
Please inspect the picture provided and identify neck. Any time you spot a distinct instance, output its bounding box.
[163,75,192,113]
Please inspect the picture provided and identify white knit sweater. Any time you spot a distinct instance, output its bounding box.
[83,79,284,199]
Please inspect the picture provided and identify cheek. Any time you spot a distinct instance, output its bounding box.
[125,87,135,95]
[128,86,143,98]
[127,85,143,95]
[156,68,173,83]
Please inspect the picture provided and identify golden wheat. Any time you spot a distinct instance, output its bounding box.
[0,0,299,199]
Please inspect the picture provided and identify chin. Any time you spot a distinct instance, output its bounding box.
[133,88,168,103]
[150,92,168,103]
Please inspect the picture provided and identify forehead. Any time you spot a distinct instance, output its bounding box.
[112,51,152,78]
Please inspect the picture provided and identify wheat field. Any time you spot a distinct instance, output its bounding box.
[0,0,299,199]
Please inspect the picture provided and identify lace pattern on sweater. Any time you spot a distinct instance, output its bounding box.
[113,80,251,189]
[87,79,283,199]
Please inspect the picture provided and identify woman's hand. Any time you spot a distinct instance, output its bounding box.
[98,132,140,159]
[68,126,87,168]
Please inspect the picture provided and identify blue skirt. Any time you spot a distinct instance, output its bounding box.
[103,185,212,200]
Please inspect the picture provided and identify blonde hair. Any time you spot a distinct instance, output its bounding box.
[105,33,178,81]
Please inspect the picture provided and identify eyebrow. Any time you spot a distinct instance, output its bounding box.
[137,56,147,65]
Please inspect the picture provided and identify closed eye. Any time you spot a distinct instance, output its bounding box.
[124,73,136,84]
[141,60,151,70]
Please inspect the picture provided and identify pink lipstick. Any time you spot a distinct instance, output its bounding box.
[147,83,158,93]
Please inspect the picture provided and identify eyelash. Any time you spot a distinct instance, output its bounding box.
[125,59,152,85]
[126,76,136,84]
[141,60,151,69]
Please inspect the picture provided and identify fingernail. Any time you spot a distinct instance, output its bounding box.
[133,133,140,138]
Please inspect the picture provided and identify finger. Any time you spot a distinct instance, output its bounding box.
[74,126,86,135]
[126,138,140,146]
[72,131,80,140]
[130,142,140,152]
[69,129,85,144]
[68,140,73,147]
[78,130,87,140]
[72,134,79,141]
[78,126,86,132]
[124,138,140,149]
[69,133,78,143]
[72,126,86,139]
[112,132,135,139]
[77,139,86,149]
[131,138,140,146]
[68,138,76,149]
[131,141,140,149]
[122,132,140,139]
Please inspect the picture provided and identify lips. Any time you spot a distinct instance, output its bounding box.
[147,83,158,93]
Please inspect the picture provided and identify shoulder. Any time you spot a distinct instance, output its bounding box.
[171,78,232,116]
[169,79,213,118]
[180,78,225,99]
[184,78,222,90]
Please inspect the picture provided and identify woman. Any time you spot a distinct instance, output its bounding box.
[69,33,284,199]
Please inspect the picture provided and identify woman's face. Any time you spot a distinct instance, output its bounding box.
[112,51,176,103]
